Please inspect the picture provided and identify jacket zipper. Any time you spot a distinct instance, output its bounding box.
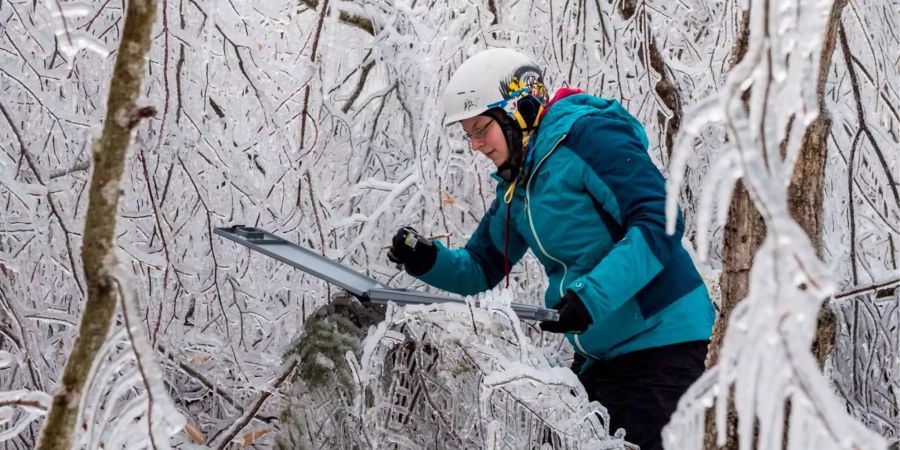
[525,134,606,361]
[573,335,597,359]
[525,134,569,298]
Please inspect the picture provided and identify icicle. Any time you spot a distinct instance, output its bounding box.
[665,0,889,447]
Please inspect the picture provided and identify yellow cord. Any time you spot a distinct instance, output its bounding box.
[502,130,534,205]
[503,179,517,204]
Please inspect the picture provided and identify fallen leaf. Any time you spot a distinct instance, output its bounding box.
[240,428,273,447]
[189,352,212,365]
[184,422,205,444]
[442,191,455,205]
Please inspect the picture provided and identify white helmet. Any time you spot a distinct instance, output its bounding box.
[442,48,548,130]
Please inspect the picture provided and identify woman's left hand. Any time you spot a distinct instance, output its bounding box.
[539,291,593,334]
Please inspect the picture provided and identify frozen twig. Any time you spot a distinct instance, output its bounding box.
[211,357,299,449]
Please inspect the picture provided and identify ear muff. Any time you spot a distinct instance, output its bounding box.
[511,95,544,130]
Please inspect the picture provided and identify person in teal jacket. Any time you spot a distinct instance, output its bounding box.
[387,48,715,450]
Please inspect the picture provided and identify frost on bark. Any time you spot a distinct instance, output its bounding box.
[37,1,159,449]
[704,2,845,446]
[664,0,885,448]
[710,0,844,370]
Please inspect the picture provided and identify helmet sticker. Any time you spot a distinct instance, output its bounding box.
[498,65,547,102]
[488,64,548,121]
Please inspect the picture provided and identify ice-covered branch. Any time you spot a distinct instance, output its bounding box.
[0,390,52,443]
[837,24,900,211]
[663,0,889,448]
[0,390,51,412]
[37,0,160,448]
[61,262,185,450]
[832,277,900,301]
[110,264,186,449]
[210,356,299,449]
[337,289,625,448]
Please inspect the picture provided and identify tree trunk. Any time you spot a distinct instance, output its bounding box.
[790,0,850,366]
[37,1,159,449]
[703,0,846,448]
[704,5,753,370]
[795,115,838,366]
[704,182,764,450]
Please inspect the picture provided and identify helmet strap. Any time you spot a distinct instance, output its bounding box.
[511,95,545,131]
[485,110,525,183]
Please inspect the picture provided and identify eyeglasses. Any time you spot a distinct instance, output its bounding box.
[463,119,495,142]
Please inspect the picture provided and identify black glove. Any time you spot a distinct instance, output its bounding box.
[540,291,593,334]
[387,227,437,275]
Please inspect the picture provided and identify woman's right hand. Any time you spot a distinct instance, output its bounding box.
[387,227,437,275]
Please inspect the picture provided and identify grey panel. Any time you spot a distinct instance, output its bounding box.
[215,226,558,322]
[368,288,560,321]
[215,226,380,297]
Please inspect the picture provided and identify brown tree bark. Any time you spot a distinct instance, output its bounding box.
[704,184,763,450]
[794,0,849,366]
[705,4,752,371]
[37,1,159,448]
[702,0,847,447]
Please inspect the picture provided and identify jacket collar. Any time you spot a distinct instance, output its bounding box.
[489,89,620,181]
[531,92,620,162]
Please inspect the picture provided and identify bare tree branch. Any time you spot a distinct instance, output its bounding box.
[211,357,299,449]
[37,1,159,448]
[831,277,900,301]
[838,22,900,210]
[299,0,376,35]
[299,0,330,148]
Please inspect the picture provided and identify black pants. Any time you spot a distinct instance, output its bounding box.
[577,340,708,450]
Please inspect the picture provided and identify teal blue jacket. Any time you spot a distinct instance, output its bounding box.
[416,94,714,361]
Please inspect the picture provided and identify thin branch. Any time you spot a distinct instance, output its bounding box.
[175,154,230,337]
[1,103,44,185]
[115,277,160,450]
[48,161,90,179]
[831,277,900,301]
[0,66,90,128]
[299,0,330,147]
[0,398,48,412]
[135,146,184,343]
[158,344,239,408]
[299,0,375,35]
[305,170,331,300]
[50,0,75,55]
[838,23,900,210]
[152,0,172,154]
[211,358,299,449]
[341,60,376,114]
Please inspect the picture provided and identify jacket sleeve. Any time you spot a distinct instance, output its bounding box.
[413,197,529,296]
[564,113,686,320]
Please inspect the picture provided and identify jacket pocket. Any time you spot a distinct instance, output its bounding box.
[569,298,662,360]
